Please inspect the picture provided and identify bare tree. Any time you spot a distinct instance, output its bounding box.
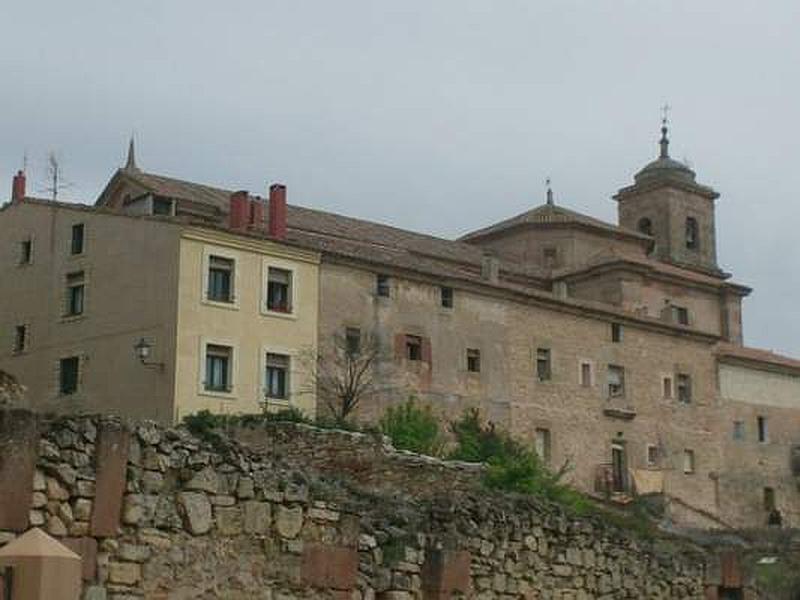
[0,369,25,408]
[302,329,387,425]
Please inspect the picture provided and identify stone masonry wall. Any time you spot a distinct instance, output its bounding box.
[0,410,755,599]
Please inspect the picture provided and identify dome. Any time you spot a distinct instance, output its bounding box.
[634,124,696,185]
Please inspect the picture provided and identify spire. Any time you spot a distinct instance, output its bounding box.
[659,104,671,159]
[546,177,554,206]
[124,135,138,171]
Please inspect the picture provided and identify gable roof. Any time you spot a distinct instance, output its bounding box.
[716,343,800,375]
[458,203,649,243]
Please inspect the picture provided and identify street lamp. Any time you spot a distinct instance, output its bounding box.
[134,338,164,370]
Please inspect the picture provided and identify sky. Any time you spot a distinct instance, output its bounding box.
[2,1,799,356]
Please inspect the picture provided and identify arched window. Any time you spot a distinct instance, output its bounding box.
[637,218,653,236]
[686,217,699,250]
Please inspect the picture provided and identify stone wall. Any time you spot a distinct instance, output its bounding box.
[0,410,757,599]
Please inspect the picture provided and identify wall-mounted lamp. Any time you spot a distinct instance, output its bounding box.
[134,338,164,371]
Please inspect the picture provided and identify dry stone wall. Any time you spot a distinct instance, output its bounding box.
[0,411,752,599]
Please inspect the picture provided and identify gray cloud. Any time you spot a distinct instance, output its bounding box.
[2,0,798,355]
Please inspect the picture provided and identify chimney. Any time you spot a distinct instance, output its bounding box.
[250,197,266,229]
[229,190,251,229]
[11,170,26,203]
[268,184,287,240]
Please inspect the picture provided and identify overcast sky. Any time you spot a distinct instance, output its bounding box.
[2,1,798,356]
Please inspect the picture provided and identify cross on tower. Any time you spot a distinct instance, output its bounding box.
[661,103,671,127]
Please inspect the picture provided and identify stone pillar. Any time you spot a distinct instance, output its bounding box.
[0,411,37,531]
[90,422,130,536]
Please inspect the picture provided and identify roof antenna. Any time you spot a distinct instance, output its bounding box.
[546,177,554,206]
[124,133,138,171]
[659,103,671,159]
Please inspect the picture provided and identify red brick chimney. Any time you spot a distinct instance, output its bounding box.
[250,197,266,229]
[11,170,25,203]
[229,190,251,229]
[268,184,287,240]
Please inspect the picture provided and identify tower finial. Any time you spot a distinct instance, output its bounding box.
[545,177,554,206]
[659,103,671,159]
[124,135,138,171]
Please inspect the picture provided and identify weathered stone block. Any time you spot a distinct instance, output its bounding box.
[301,544,358,590]
[109,561,141,585]
[177,491,212,535]
[243,500,271,534]
[421,549,471,597]
[215,506,243,535]
[275,505,303,539]
[185,466,219,494]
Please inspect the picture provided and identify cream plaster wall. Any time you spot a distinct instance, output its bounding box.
[172,230,319,421]
[719,363,800,409]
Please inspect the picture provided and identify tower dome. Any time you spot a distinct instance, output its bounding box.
[634,122,696,185]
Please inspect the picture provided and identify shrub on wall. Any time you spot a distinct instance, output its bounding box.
[380,398,445,457]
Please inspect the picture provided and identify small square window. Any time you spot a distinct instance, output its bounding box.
[59,356,80,395]
[580,362,592,387]
[733,420,745,441]
[611,323,623,343]
[66,271,85,316]
[757,416,768,443]
[71,223,85,255]
[683,449,695,474]
[441,286,454,308]
[376,274,390,297]
[607,365,625,398]
[19,239,33,265]
[646,444,659,467]
[536,348,551,381]
[265,353,290,400]
[13,325,27,354]
[152,197,173,216]
[676,374,692,403]
[205,344,232,392]
[405,335,422,361]
[672,306,690,326]
[535,428,551,463]
[345,327,361,355]
[208,256,234,303]
[467,348,481,373]
[267,267,292,312]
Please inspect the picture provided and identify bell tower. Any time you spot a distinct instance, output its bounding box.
[614,116,722,275]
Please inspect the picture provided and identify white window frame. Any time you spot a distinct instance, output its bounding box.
[261,257,298,320]
[201,246,241,310]
[62,269,89,321]
[259,345,297,405]
[646,444,659,467]
[198,337,238,399]
[578,359,594,388]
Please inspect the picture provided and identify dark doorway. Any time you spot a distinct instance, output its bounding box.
[718,587,743,600]
[611,442,627,493]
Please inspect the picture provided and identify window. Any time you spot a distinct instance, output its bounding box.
[611,323,623,343]
[267,267,292,312]
[466,348,481,373]
[671,305,690,326]
[152,197,173,216]
[543,247,558,268]
[440,286,453,308]
[207,256,234,303]
[19,238,32,265]
[265,353,289,400]
[66,271,85,316]
[733,421,745,441]
[683,449,695,474]
[646,444,659,467]
[536,348,551,381]
[580,362,592,387]
[662,376,673,399]
[757,416,767,443]
[534,428,551,463]
[406,335,422,361]
[71,223,85,255]
[345,327,361,355]
[685,217,699,250]
[638,217,653,236]
[376,274,390,297]
[607,365,625,398]
[764,487,776,511]
[13,325,27,354]
[676,374,692,403]
[59,356,80,395]
[204,344,232,392]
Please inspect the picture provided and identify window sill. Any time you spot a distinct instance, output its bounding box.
[263,397,290,405]
[61,314,86,324]
[260,308,297,321]
[201,298,240,311]
[199,389,237,400]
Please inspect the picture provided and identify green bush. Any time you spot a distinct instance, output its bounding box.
[264,407,311,424]
[380,399,445,456]
[449,408,589,513]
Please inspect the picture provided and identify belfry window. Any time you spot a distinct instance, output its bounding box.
[685,217,699,250]
[638,218,653,236]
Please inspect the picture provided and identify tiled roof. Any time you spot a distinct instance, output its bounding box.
[716,343,800,373]
[458,203,648,242]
